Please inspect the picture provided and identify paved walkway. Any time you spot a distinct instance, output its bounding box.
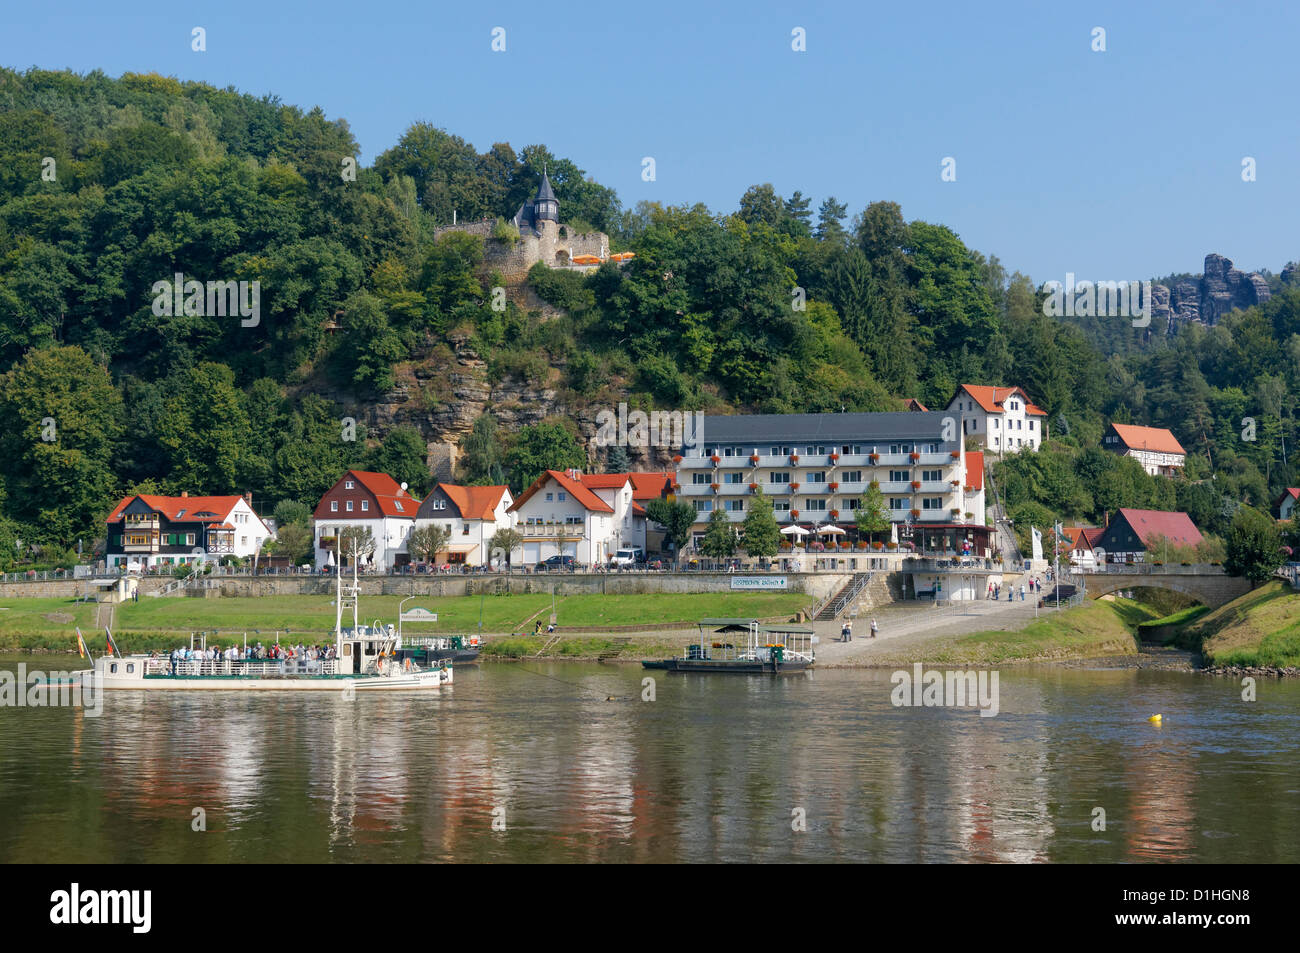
[814,592,1066,666]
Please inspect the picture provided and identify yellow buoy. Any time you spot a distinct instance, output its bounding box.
[1148,714,1163,723]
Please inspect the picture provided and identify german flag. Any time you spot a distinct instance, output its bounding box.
[105,627,121,658]
[75,627,89,659]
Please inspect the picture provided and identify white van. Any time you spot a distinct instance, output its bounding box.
[610,547,644,567]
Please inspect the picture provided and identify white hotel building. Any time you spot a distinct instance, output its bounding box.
[673,412,989,556]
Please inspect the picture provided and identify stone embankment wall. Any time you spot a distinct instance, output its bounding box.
[1,572,850,602]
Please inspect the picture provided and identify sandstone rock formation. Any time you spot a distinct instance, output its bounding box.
[1151,253,1270,333]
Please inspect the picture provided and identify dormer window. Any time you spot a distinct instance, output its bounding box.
[345,480,355,489]
[395,501,404,512]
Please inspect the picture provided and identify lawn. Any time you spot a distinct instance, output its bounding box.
[0,591,810,652]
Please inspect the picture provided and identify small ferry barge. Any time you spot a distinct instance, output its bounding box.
[643,618,816,674]
[68,560,451,692]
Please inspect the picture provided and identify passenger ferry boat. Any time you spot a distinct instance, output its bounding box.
[75,559,451,692]
[643,618,816,674]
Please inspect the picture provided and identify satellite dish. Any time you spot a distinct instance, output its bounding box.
[400,482,408,492]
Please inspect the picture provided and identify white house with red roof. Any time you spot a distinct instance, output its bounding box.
[414,484,513,566]
[946,385,1047,454]
[312,470,421,571]
[1276,488,1300,521]
[105,492,272,570]
[507,469,671,566]
[1102,423,1186,477]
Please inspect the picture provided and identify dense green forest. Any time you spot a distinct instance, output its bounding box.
[2,67,1299,566]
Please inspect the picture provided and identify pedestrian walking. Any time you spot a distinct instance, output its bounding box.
[870,618,878,639]
[1019,584,1026,601]
[841,622,850,642]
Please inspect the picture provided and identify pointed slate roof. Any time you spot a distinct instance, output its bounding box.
[535,170,556,203]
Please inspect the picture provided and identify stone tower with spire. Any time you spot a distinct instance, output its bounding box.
[433,165,608,280]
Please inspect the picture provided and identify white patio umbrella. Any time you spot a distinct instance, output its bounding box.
[780,525,809,536]
[325,549,335,568]
[819,525,846,535]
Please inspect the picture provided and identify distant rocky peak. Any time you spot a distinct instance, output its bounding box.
[1151,253,1270,334]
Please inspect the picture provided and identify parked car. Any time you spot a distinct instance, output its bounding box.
[609,547,645,567]
[536,554,577,572]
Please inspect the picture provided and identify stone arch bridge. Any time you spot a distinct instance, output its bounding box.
[1083,567,1251,607]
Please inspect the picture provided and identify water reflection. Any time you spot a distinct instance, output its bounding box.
[0,659,1297,863]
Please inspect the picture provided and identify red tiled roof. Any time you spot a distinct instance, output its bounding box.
[956,384,1047,417]
[579,474,631,489]
[509,470,614,514]
[903,398,929,412]
[345,470,421,518]
[1275,488,1300,508]
[438,484,509,521]
[965,452,984,490]
[1063,526,1104,551]
[1109,424,1186,456]
[1116,509,1203,548]
[107,494,246,524]
[588,471,674,501]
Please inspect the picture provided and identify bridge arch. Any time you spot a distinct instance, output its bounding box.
[1084,572,1251,608]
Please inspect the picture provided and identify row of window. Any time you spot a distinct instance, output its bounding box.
[691,470,908,485]
[691,497,950,514]
[699,443,942,458]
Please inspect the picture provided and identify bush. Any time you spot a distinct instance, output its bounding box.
[491,217,519,245]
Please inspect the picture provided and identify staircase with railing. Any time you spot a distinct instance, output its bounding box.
[147,566,203,598]
[815,572,873,621]
[984,458,1021,568]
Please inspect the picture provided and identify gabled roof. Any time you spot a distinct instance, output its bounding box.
[334,470,420,518]
[1108,423,1186,456]
[578,473,632,490]
[964,452,984,490]
[535,170,557,203]
[579,471,674,502]
[1275,488,1300,508]
[1063,526,1104,551]
[1114,509,1203,548]
[438,484,509,521]
[953,384,1047,417]
[902,398,929,412]
[107,494,247,524]
[509,470,613,514]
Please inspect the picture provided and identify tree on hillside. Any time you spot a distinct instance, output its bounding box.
[0,346,123,544]
[369,426,430,496]
[505,422,586,492]
[1224,506,1284,585]
[461,413,506,486]
[741,489,781,559]
[646,498,696,566]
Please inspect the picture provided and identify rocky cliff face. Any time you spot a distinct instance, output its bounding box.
[1152,253,1270,333]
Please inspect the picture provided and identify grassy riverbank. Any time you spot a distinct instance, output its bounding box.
[1182,580,1300,668]
[0,592,810,652]
[863,598,1152,667]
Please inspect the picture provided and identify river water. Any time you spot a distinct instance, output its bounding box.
[1,656,1297,863]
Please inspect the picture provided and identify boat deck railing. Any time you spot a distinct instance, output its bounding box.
[143,658,340,677]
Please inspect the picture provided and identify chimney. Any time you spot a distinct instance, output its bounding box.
[1103,512,1109,528]
[181,491,188,498]
[245,492,252,504]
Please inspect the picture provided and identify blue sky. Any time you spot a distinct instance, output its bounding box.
[3,0,1296,284]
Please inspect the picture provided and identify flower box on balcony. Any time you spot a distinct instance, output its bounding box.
[749,482,759,491]
[673,455,683,463]
[871,541,883,550]
[910,452,921,461]
[829,509,839,520]
[838,542,851,551]
[869,453,880,462]
[951,450,960,459]
[790,454,799,464]
[710,455,720,464]
[964,511,974,520]
[750,454,760,464]
[791,510,800,519]
[828,482,839,491]
[951,480,960,487]
[790,482,801,490]
[780,541,792,550]
[829,453,839,462]
[963,485,973,493]
[951,508,962,516]
[886,542,898,550]
[911,481,921,490]
[710,483,720,492]
[857,541,870,550]
[910,509,921,518]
